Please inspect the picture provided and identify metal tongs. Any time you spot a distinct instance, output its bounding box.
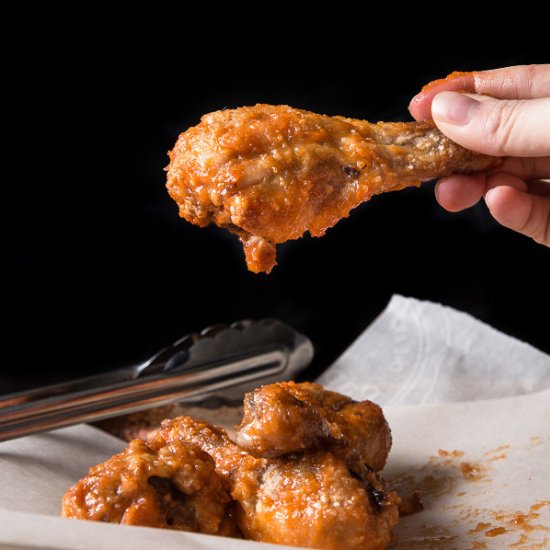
[0,319,313,442]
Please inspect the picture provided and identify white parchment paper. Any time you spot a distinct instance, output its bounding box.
[1,295,549,549]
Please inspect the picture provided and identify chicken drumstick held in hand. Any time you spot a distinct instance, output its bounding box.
[166,104,499,272]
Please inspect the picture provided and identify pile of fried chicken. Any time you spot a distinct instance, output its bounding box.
[166,103,499,273]
[62,382,400,549]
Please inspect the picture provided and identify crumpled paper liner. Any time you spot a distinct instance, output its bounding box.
[318,294,550,406]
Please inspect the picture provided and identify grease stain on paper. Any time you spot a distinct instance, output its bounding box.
[388,438,550,549]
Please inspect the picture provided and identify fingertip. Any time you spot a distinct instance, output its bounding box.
[484,175,550,245]
[409,71,476,122]
[435,174,486,212]
[484,186,530,231]
[408,94,431,121]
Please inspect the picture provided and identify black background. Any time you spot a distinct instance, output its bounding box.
[1,25,548,394]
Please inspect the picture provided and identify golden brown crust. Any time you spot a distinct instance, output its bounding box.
[242,235,277,274]
[154,415,400,550]
[61,437,238,536]
[67,383,400,549]
[236,381,392,471]
[166,104,500,272]
[237,451,399,549]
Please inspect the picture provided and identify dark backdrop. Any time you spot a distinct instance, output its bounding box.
[1,29,548,393]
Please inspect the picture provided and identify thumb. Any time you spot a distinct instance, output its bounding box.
[431,92,550,157]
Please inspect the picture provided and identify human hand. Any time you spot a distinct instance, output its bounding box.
[409,65,550,246]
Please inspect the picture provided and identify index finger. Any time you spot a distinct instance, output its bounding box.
[409,64,550,120]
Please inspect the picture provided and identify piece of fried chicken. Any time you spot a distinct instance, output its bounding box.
[62,436,238,536]
[158,415,399,550]
[65,382,399,549]
[235,381,391,472]
[166,103,499,273]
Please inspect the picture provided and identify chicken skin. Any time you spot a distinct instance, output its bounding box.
[62,437,238,536]
[64,383,400,549]
[166,103,499,272]
[236,381,391,472]
[158,415,399,550]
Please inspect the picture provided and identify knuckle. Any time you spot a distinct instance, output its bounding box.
[522,64,539,97]
[521,198,550,246]
[528,63,550,96]
[481,100,522,156]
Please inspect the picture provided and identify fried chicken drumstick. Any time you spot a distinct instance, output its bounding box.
[63,383,399,549]
[166,104,499,273]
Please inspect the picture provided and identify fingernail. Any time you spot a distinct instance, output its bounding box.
[432,91,480,125]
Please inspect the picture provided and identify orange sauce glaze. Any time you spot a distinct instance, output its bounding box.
[419,71,473,94]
